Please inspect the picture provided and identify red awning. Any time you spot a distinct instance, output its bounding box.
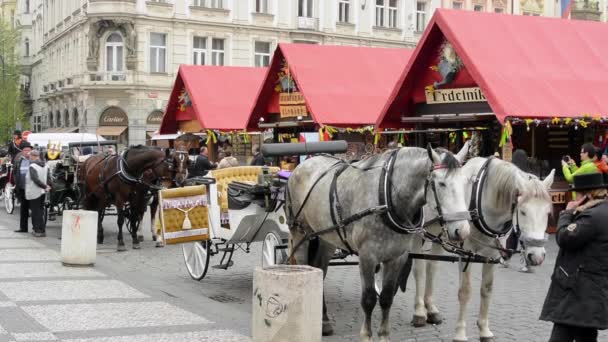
[160,66,267,134]
[249,44,413,129]
[377,9,608,128]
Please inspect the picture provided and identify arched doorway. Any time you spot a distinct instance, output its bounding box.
[146,110,164,145]
[97,106,128,147]
[72,108,79,128]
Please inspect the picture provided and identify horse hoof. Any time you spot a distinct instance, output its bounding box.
[480,337,495,342]
[155,242,165,248]
[97,239,104,245]
[132,243,141,250]
[427,312,443,325]
[137,235,144,242]
[322,321,334,336]
[117,244,127,252]
[152,235,157,242]
[411,315,427,327]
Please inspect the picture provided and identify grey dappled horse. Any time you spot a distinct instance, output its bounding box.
[411,155,554,342]
[287,145,471,342]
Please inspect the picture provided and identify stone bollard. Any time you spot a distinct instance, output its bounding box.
[252,265,323,342]
[60,210,98,267]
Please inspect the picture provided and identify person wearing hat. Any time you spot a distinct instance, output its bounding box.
[25,150,51,237]
[12,141,33,233]
[7,130,23,159]
[540,173,608,341]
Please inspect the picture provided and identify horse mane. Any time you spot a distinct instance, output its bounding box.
[488,159,550,208]
[435,148,460,175]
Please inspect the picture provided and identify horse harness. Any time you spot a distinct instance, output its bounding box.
[288,149,470,257]
[98,150,171,194]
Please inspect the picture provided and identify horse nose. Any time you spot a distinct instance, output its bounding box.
[449,222,470,242]
[527,252,545,266]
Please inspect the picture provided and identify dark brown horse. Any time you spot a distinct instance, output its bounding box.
[81,146,188,251]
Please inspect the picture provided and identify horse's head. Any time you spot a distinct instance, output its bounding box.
[426,143,471,242]
[513,169,554,266]
[166,149,189,187]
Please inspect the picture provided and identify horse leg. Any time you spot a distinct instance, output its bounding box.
[150,195,159,242]
[453,266,472,342]
[130,209,141,249]
[424,243,443,325]
[309,238,336,336]
[477,263,496,342]
[412,238,428,327]
[116,208,126,252]
[378,256,406,342]
[359,254,378,342]
[97,209,105,245]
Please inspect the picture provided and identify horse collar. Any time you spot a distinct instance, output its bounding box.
[469,157,514,238]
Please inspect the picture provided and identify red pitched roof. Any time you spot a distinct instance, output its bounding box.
[160,65,267,134]
[248,43,413,129]
[377,9,608,128]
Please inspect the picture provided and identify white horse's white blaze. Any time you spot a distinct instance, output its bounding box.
[414,157,554,342]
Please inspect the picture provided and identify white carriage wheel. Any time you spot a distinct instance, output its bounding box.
[262,232,287,268]
[4,183,14,214]
[182,240,211,281]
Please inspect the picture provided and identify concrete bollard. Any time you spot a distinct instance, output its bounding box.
[60,210,98,267]
[252,265,323,342]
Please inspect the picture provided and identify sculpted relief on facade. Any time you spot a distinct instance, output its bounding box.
[87,19,137,71]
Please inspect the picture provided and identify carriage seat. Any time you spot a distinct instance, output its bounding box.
[208,166,279,212]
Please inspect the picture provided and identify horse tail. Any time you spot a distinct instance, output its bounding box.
[397,256,413,293]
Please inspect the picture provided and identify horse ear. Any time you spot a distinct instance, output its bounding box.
[455,141,470,164]
[542,169,555,190]
[426,144,441,164]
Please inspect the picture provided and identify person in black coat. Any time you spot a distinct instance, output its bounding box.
[540,173,608,342]
[188,147,216,178]
[250,144,265,166]
[13,141,33,233]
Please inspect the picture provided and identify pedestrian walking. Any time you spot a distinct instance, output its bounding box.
[13,142,33,233]
[218,150,239,169]
[250,144,265,166]
[189,147,216,177]
[26,150,51,237]
[540,173,608,342]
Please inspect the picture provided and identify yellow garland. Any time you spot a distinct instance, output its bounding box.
[593,115,602,122]
[580,120,589,128]
[524,119,534,127]
[564,118,572,125]
[206,130,217,144]
[374,133,380,145]
[318,127,325,141]
[551,117,561,125]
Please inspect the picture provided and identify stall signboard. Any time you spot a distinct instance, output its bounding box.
[279,92,307,118]
[159,185,210,245]
[425,87,487,104]
[551,191,567,204]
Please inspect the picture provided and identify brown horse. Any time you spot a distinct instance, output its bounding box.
[81,146,187,251]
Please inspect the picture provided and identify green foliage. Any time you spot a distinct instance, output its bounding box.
[0,20,26,143]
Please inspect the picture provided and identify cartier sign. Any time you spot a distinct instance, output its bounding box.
[99,107,128,126]
[147,110,164,125]
[425,87,487,104]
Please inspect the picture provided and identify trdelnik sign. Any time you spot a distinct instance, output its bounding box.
[425,87,487,105]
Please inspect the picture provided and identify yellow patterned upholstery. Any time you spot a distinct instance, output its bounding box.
[209,166,279,212]
[159,185,210,245]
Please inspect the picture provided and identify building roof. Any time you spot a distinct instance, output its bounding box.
[377,9,608,128]
[160,65,267,134]
[248,43,413,129]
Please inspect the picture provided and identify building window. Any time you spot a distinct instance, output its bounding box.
[474,4,484,11]
[193,36,206,65]
[298,0,313,17]
[452,1,463,9]
[376,0,398,28]
[207,0,223,8]
[338,0,350,23]
[56,111,60,128]
[211,38,225,66]
[73,109,79,127]
[25,39,30,57]
[254,41,271,67]
[10,10,15,28]
[34,116,41,132]
[105,33,124,73]
[25,0,30,13]
[150,33,167,73]
[256,0,269,13]
[494,7,504,13]
[63,111,69,127]
[522,11,541,16]
[416,1,426,32]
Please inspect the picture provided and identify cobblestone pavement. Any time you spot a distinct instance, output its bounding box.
[1,206,606,342]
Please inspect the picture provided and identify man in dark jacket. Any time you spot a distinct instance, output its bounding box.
[250,144,265,166]
[189,147,216,178]
[26,150,51,237]
[540,173,608,342]
[7,130,23,160]
[13,141,33,233]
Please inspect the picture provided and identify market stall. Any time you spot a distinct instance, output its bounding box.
[159,65,267,163]
[247,43,413,164]
[376,9,608,231]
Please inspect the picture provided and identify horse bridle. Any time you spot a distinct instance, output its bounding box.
[164,150,189,185]
[423,163,472,230]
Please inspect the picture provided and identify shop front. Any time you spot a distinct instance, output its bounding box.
[97,106,128,148]
[146,110,164,145]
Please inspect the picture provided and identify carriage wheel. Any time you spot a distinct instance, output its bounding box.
[182,240,211,281]
[60,195,75,215]
[262,232,287,268]
[4,183,14,214]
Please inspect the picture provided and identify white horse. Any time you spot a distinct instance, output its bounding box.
[410,155,555,342]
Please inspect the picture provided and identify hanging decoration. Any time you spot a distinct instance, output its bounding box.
[275,59,297,93]
[178,88,192,112]
[426,40,464,92]
[508,115,606,130]
[499,121,513,147]
[205,129,217,144]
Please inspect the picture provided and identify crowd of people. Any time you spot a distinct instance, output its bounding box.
[187,144,266,178]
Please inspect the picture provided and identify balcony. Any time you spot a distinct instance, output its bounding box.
[571,0,601,21]
[85,72,132,86]
[297,16,319,30]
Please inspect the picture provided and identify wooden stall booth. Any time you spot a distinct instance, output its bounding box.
[247,43,413,167]
[376,9,608,232]
[159,65,268,164]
